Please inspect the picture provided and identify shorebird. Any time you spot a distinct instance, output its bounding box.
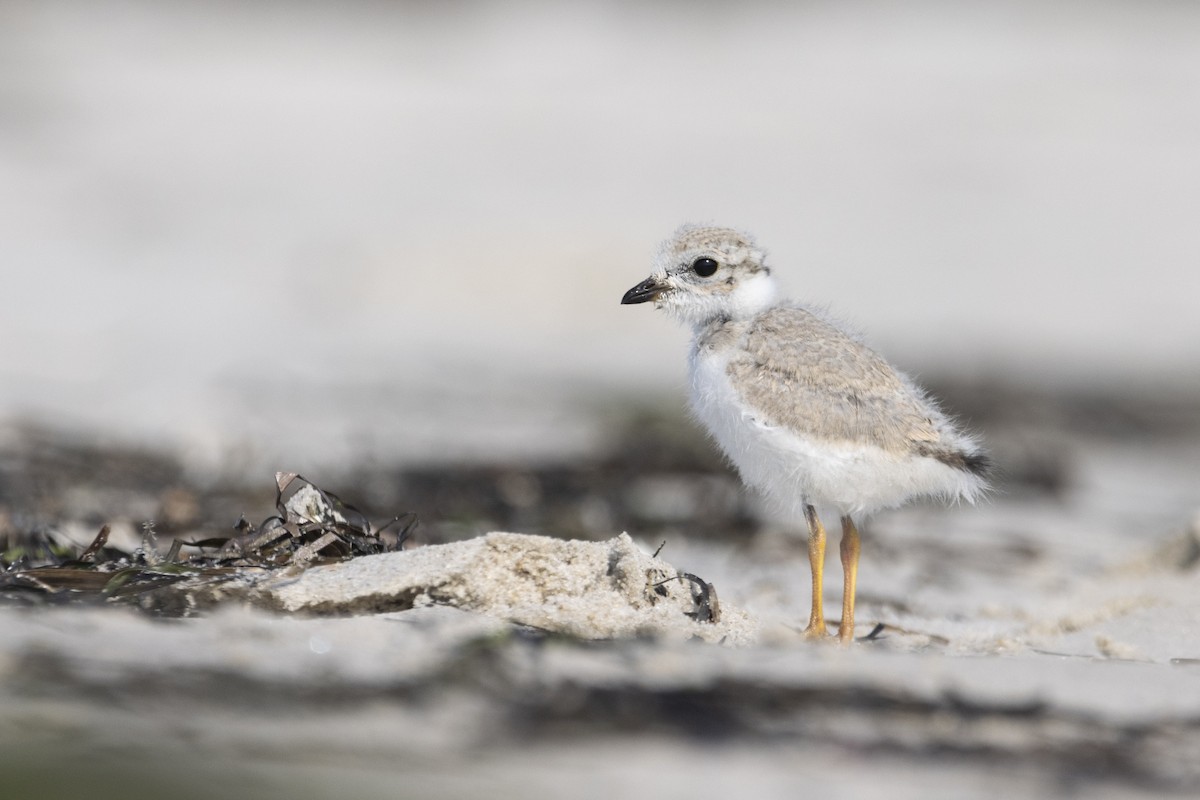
[621,225,989,644]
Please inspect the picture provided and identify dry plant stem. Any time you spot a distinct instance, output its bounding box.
[803,504,829,638]
[839,516,861,645]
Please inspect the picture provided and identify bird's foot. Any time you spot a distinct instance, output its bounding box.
[802,621,835,642]
[802,620,858,645]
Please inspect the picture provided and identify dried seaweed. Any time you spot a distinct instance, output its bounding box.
[0,472,417,610]
[652,572,721,624]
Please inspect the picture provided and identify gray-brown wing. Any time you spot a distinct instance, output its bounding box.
[726,306,940,453]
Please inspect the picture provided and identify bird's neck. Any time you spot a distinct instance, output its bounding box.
[726,271,779,321]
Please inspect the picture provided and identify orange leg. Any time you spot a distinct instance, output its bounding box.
[802,505,829,639]
[838,516,861,645]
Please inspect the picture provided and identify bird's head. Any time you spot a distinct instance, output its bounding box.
[621,225,778,327]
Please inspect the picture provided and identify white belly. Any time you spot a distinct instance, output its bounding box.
[688,345,971,521]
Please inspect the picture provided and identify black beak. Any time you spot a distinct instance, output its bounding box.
[621,276,666,305]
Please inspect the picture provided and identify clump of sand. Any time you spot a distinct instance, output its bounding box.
[257,532,758,644]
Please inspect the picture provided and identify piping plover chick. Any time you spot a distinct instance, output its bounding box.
[622,225,989,644]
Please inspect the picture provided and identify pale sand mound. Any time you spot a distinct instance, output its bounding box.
[257,532,758,644]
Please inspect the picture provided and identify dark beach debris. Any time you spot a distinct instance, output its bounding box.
[76,524,110,563]
[862,622,887,642]
[680,572,721,624]
[653,572,721,624]
[0,473,417,611]
[213,472,416,565]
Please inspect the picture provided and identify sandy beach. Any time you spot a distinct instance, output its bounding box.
[3,385,1199,798]
[3,2,1199,798]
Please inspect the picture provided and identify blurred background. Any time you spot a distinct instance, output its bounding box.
[2,0,1199,545]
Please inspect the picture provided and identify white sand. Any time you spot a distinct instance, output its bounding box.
[257,532,756,645]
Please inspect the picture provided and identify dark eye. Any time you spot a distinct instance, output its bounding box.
[692,257,719,277]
